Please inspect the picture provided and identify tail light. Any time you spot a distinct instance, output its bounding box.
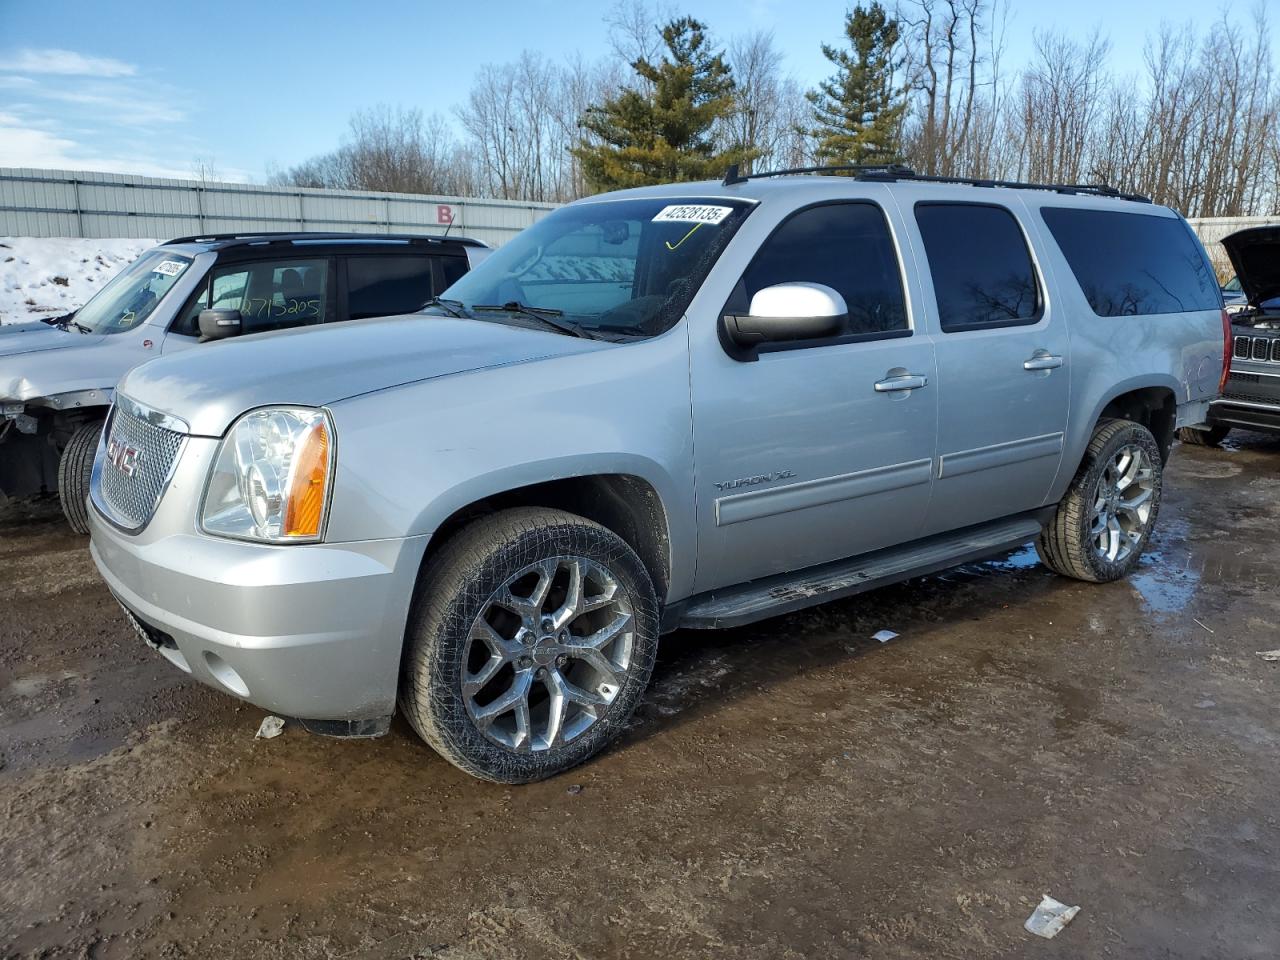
[1219,309,1232,395]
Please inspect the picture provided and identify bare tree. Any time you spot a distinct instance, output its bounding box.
[1013,30,1109,184]
[722,31,815,172]
[897,0,989,176]
[457,53,617,202]
[605,0,673,73]
[267,1,1279,216]
[269,106,469,195]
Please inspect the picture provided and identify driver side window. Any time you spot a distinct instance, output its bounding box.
[738,202,909,339]
[172,259,329,336]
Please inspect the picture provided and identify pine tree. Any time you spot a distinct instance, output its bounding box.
[807,3,906,167]
[573,17,752,190]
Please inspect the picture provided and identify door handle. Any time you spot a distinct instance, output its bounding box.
[1024,354,1064,371]
[874,374,929,393]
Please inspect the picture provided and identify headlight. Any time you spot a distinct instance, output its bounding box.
[201,407,334,542]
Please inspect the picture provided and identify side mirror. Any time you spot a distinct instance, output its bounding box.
[724,282,847,350]
[198,308,243,342]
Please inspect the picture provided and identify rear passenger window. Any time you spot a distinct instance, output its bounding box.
[1040,207,1220,316]
[915,204,1040,331]
[739,202,907,338]
[347,256,434,320]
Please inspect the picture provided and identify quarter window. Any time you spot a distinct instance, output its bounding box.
[1039,207,1219,316]
[915,203,1040,332]
[739,202,908,339]
[347,256,435,320]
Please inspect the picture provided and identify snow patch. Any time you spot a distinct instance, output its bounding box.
[0,237,158,325]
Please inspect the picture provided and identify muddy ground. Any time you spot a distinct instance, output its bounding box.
[2,435,1279,959]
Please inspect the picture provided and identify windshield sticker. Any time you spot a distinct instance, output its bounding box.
[153,260,186,277]
[652,204,733,225]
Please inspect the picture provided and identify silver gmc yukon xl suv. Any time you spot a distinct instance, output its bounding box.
[88,167,1228,783]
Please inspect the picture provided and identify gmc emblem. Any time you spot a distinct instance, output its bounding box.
[106,437,142,477]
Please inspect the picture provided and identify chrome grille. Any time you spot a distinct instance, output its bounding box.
[97,401,185,530]
[1220,390,1280,406]
[1234,334,1280,363]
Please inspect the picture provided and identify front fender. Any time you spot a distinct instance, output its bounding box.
[323,330,697,599]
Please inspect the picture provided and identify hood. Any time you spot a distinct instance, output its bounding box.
[0,325,116,402]
[1222,225,1280,306]
[0,320,98,359]
[119,314,612,436]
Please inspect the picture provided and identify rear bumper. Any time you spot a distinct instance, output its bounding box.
[89,504,429,721]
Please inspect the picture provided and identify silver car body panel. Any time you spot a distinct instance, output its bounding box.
[88,176,1224,722]
[0,248,213,404]
[118,314,611,437]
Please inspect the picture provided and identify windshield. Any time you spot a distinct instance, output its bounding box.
[437,197,753,338]
[1224,276,1241,293]
[74,249,194,334]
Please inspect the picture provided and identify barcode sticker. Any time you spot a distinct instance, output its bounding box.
[652,204,733,225]
[153,260,186,277]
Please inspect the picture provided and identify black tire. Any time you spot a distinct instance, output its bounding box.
[1037,419,1164,583]
[1176,424,1229,447]
[58,420,103,535]
[399,507,659,783]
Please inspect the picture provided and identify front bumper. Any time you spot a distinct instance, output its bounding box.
[89,504,429,721]
[1208,398,1280,433]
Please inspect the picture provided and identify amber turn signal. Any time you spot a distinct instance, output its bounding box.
[283,420,330,538]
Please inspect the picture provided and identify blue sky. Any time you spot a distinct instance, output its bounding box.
[0,0,1267,183]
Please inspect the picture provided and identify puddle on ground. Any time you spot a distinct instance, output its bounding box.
[981,543,1040,571]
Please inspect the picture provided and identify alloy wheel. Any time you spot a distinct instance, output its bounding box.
[462,556,635,752]
[1090,443,1156,564]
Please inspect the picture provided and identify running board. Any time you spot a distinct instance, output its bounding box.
[675,513,1047,630]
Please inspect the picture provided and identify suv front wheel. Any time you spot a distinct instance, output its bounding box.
[1037,419,1163,583]
[400,507,659,783]
[58,420,104,535]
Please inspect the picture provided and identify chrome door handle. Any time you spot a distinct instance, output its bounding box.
[874,374,929,393]
[1024,354,1064,371]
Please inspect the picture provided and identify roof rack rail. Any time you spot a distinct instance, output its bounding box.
[165,231,486,247]
[721,163,1151,203]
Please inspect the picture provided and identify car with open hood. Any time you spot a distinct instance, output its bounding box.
[0,232,487,531]
[1177,223,1280,445]
[88,165,1226,783]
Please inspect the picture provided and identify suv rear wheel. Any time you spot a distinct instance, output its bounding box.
[1037,419,1163,583]
[399,507,659,783]
[58,420,103,535]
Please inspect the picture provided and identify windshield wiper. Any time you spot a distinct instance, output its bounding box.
[421,296,470,319]
[40,312,91,334]
[472,301,592,339]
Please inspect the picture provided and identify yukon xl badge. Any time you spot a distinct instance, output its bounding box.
[107,437,142,477]
[714,470,795,492]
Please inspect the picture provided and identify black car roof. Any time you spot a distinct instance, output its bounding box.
[163,231,485,251]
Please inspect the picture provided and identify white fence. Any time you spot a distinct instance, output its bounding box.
[0,168,561,247]
[1186,216,1271,276]
[1,169,1268,269]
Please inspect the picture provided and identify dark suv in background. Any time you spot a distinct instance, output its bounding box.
[0,232,488,530]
